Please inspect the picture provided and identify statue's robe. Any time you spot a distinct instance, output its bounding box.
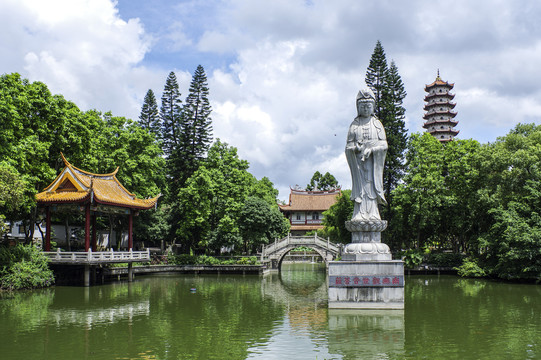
[345,115,387,220]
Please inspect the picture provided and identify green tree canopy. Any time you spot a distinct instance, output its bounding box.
[238,197,289,253]
[306,171,339,191]
[0,73,165,244]
[0,162,29,235]
[471,123,541,280]
[322,189,353,244]
[175,140,286,254]
[391,133,450,251]
[391,125,540,281]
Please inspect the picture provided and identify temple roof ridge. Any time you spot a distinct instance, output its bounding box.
[61,152,119,178]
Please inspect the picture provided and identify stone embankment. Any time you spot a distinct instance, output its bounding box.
[405,265,458,275]
[104,264,265,278]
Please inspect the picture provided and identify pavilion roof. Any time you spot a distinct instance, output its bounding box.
[279,188,341,212]
[36,154,159,210]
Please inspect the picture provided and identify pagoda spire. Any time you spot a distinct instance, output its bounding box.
[422,71,459,142]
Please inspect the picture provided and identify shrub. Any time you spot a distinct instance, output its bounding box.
[167,253,196,265]
[290,246,313,253]
[425,252,465,267]
[196,255,220,265]
[236,256,258,265]
[166,253,260,265]
[455,258,487,278]
[0,244,55,291]
[402,249,424,269]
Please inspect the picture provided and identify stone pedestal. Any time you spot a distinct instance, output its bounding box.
[328,219,404,309]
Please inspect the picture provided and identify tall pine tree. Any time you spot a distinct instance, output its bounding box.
[364,41,408,227]
[181,64,213,177]
[166,65,213,226]
[160,72,183,157]
[139,89,160,138]
[168,65,213,194]
[381,60,408,199]
[365,40,389,120]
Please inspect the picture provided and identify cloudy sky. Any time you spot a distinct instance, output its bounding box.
[2,0,541,200]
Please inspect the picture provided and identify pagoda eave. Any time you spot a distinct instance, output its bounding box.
[422,120,459,128]
[423,112,458,120]
[425,82,454,91]
[427,129,460,136]
[424,93,455,101]
[423,102,456,111]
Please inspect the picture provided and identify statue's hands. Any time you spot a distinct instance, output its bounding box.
[360,147,371,161]
[363,147,372,158]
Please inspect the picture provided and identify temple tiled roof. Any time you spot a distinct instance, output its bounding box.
[279,188,341,212]
[36,154,159,210]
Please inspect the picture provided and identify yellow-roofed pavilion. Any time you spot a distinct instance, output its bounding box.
[36,153,160,252]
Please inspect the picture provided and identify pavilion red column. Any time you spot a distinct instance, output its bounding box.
[45,207,51,251]
[128,210,133,250]
[85,204,90,252]
[91,212,97,252]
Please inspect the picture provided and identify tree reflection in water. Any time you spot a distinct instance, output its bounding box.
[1,271,538,359]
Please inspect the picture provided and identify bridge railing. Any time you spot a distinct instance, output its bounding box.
[44,248,150,264]
[262,234,340,257]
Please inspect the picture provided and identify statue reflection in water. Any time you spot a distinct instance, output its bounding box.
[327,309,404,358]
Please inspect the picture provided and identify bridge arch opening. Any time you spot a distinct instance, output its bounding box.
[279,263,327,296]
[277,247,328,271]
[262,235,340,271]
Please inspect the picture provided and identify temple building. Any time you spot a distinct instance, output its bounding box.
[422,71,459,142]
[279,187,341,236]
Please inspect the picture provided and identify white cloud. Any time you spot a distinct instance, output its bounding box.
[207,37,364,198]
[0,0,152,119]
[3,0,541,201]
[164,21,193,51]
[202,0,541,199]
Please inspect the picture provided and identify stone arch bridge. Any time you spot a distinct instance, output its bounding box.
[261,234,341,270]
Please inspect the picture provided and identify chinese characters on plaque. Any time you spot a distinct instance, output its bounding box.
[329,275,403,287]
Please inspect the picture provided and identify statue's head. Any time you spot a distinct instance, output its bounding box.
[356,88,375,117]
[356,88,376,103]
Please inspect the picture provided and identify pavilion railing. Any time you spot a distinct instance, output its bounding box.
[44,248,150,263]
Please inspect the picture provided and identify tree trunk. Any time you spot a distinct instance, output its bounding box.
[36,219,45,248]
[65,216,71,251]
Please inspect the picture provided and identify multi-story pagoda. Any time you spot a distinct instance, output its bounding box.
[422,71,459,142]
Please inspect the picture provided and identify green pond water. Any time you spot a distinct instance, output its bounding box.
[0,263,539,359]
